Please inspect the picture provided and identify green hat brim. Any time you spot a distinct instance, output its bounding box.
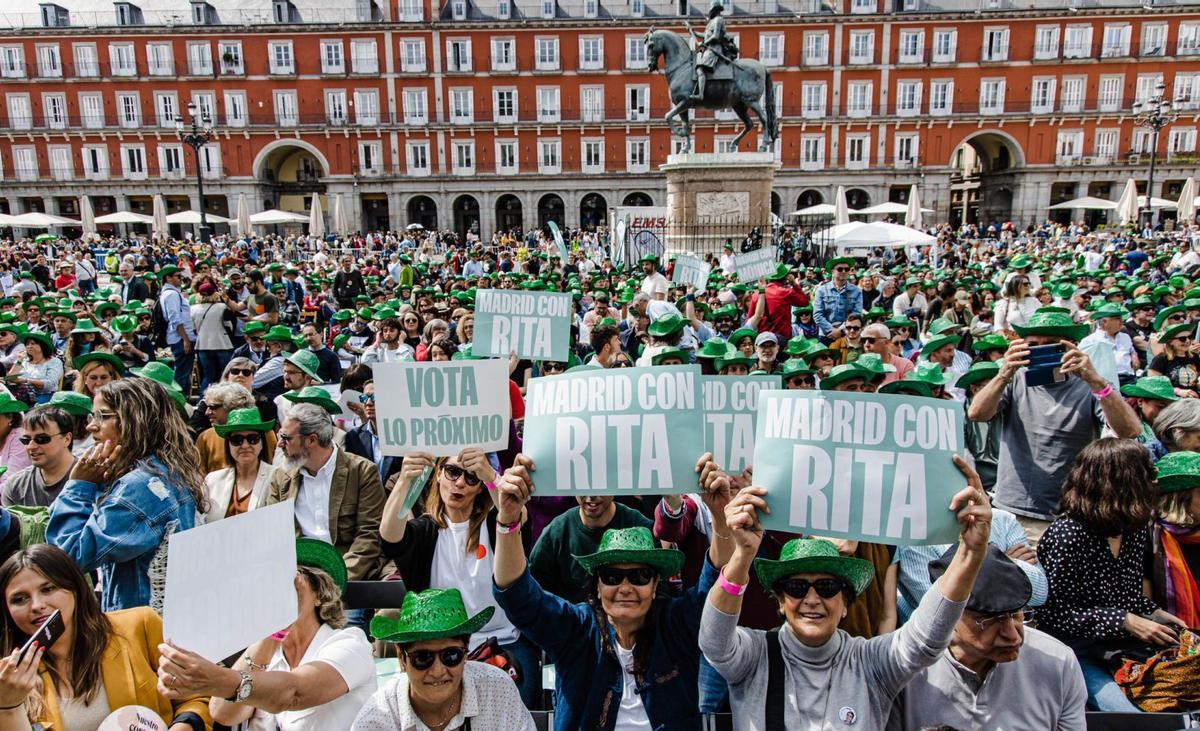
[1011,322,1089,342]
[1160,322,1195,343]
[296,538,347,592]
[0,397,30,415]
[285,353,321,381]
[371,606,495,645]
[819,366,869,390]
[954,364,1000,389]
[1120,382,1178,403]
[282,391,341,414]
[214,418,277,437]
[879,380,932,397]
[647,318,685,338]
[72,352,126,374]
[920,335,961,358]
[573,547,684,578]
[824,257,855,273]
[753,554,875,596]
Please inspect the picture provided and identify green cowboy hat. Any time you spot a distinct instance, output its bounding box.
[927,318,963,337]
[1154,305,1188,332]
[573,527,684,578]
[1121,375,1178,402]
[728,327,758,346]
[1160,322,1195,345]
[21,331,54,355]
[243,321,269,337]
[1155,451,1200,494]
[824,256,855,273]
[765,264,790,282]
[1012,311,1089,342]
[110,315,137,334]
[215,407,277,437]
[333,333,351,350]
[640,254,659,265]
[283,386,341,414]
[780,359,815,378]
[1009,254,1032,269]
[331,309,353,322]
[47,391,93,416]
[716,354,757,372]
[973,334,1010,354]
[696,339,736,360]
[954,361,1000,390]
[906,361,952,387]
[72,352,125,374]
[130,361,185,396]
[370,588,495,645]
[853,353,896,381]
[863,306,887,321]
[651,348,688,366]
[712,304,739,320]
[451,344,481,361]
[94,302,119,317]
[1035,305,1070,316]
[819,363,869,390]
[297,537,348,592]
[753,538,875,596]
[920,334,961,359]
[647,313,686,339]
[879,379,933,397]
[884,316,915,331]
[158,265,183,278]
[800,341,839,365]
[285,350,322,381]
[784,337,811,357]
[263,325,295,343]
[1089,303,1128,322]
[0,391,30,415]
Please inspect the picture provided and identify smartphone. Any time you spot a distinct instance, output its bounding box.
[19,610,63,662]
[1026,343,1065,366]
[1025,344,1067,387]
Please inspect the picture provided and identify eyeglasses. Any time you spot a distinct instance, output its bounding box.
[833,267,850,273]
[787,377,816,387]
[1175,336,1194,344]
[248,336,264,343]
[612,359,632,368]
[87,411,117,423]
[205,402,228,412]
[1170,314,1187,322]
[441,463,481,487]
[596,566,657,587]
[775,577,847,600]
[845,325,861,332]
[970,609,1028,632]
[227,433,262,447]
[18,433,63,445]
[228,368,255,377]
[404,646,467,671]
[276,432,296,444]
[541,364,566,374]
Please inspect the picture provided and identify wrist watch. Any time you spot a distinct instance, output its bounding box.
[225,670,253,702]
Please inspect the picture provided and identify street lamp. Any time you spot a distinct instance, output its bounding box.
[1131,81,1178,229]
[175,101,215,243]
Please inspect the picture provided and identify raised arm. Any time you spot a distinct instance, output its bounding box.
[1059,341,1140,439]
[968,339,1025,422]
[493,454,535,589]
[378,452,434,544]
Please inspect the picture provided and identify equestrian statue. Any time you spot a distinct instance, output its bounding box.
[644,0,779,153]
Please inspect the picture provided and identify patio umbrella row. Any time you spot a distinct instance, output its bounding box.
[1047,176,1200,226]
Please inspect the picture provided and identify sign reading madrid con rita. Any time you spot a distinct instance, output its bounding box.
[373,361,511,457]
[473,289,573,362]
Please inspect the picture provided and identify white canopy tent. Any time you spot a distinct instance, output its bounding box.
[308,195,326,239]
[1178,177,1196,222]
[834,186,850,226]
[821,221,936,254]
[250,209,309,225]
[94,211,155,224]
[858,201,934,216]
[0,214,21,226]
[235,193,252,239]
[79,196,96,241]
[788,203,838,217]
[1138,196,1177,209]
[1117,179,1140,226]
[166,210,232,224]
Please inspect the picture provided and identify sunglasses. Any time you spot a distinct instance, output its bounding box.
[541,364,566,374]
[228,368,255,377]
[1169,314,1187,322]
[359,393,376,404]
[845,325,861,332]
[787,377,816,387]
[860,337,879,344]
[18,432,63,445]
[1174,336,1193,343]
[597,566,657,587]
[834,266,850,273]
[612,359,632,368]
[227,433,263,447]
[441,463,481,486]
[405,646,467,671]
[775,577,847,600]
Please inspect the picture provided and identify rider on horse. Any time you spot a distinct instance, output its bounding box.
[689,0,738,102]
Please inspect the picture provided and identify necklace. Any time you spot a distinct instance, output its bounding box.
[419,689,462,730]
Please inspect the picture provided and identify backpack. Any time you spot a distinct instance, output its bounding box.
[151,291,174,348]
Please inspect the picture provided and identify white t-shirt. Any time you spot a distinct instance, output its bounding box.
[429,519,519,647]
[267,624,378,730]
[614,644,651,730]
[640,272,669,299]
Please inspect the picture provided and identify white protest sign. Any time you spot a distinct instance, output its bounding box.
[374,360,511,456]
[473,289,573,361]
[671,255,712,291]
[702,374,780,475]
[733,245,777,282]
[163,501,298,662]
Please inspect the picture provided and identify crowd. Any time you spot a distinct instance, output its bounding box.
[0,218,1197,729]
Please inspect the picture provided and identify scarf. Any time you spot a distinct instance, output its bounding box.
[1155,519,1200,627]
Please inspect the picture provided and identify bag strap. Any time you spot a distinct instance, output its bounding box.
[765,628,787,731]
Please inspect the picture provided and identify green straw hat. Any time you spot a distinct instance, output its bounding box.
[283,385,341,414]
[47,391,93,416]
[72,352,125,374]
[263,325,296,343]
[215,407,277,437]
[879,380,932,397]
[1154,451,1200,494]
[285,350,322,381]
[1012,311,1089,342]
[906,361,952,387]
[753,538,875,596]
[0,391,30,415]
[954,361,1000,390]
[296,537,347,592]
[1120,375,1178,403]
[371,588,495,645]
[920,334,961,359]
[573,527,684,578]
[819,363,868,390]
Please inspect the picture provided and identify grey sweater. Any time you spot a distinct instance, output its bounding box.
[699,582,965,731]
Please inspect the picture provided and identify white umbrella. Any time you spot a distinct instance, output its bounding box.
[8,212,79,227]
[79,196,96,241]
[1137,195,1177,209]
[308,195,325,239]
[1178,178,1197,222]
[788,203,837,217]
[331,193,352,235]
[166,210,232,224]
[406,222,425,231]
[0,214,20,226]
[94,211,154,224]
[250,209,309,225]
[1116,179,1140,226]
[235,193,252,238]
[1046,196,1119,210]
[905,185,924,229]
[834,186,850,226]
[152,194,169,241]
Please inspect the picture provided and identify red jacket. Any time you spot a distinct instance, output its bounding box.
[752,282,809,339]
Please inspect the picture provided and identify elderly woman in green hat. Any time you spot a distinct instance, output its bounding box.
[1150,451,1200,628]
[1148,321,1200,398]
[1121,375,1178,461]
[157,538,379,729]
[700,457,992,728]
[490,454,734,730]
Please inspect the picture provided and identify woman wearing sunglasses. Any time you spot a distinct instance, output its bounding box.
[203,407,278,522]
[1148,321,1200,399]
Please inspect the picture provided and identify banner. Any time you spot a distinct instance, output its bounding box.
[752,390,965,545]
[671,254,712,291]
[524,365,704,494]
[374,360,511,456]
[548,220,569,262]
[473,289,572,361]
[702,375,780,475]
[733,245,777,282]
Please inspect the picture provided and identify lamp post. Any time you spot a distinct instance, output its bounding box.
[175,102,215,243]
[1132,81,1178,230]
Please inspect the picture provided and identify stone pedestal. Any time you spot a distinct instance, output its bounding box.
[662,152,778,256]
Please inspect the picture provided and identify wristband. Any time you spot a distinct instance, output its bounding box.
[497,518,522,534]
[1092,384,1114,400]
[716,570,747,596]
[485,480,497,492]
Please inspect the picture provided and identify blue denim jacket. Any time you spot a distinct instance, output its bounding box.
[813,282,863,336]
[47,457,198,612]
[494,559,717,731]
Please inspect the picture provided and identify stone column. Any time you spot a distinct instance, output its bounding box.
[661,152,778,257]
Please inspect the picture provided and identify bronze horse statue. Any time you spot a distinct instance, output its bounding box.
[644,28,779,153]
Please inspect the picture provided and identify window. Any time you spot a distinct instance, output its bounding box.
[493,88,515,123]
[107,43,135,76]
[583,139,604,173]
[115,2,140,25]
[401,40,425,72]
[218,42,242,74]
[931,29,956,62]
[358,141,382,174]
[1175,74,1200,111]
[497,140,518,173]
[6,95,31,130]
[82,145,109,180]
[585,0,597,17]
[447,39,471,72]
[1060,77,1084,113]
[491,38,515,72]
[800,135,824,170]
[354,89,378,125]
[159,145,184,179]
[326,90,348,124]
[223,91,246,127]
[626,36,647,69]
[450,88,473,124]
[187,42,211,75]
[846,133,870,170]
[116,92,140,128]
[272,0,293,22]
[80,92,104,128]
[580,37,603,71]
[13,147,37,181]
[1034,25,1059,59]
[198,143,220,179]
[453,141,474,174]
[982,28,1008,61]
[269,41,294,74]
[715,136,738,154]
[42,93,66,129]
[1169,128,1197,156]
[1055,130,1083,162]
[407,141,430,175]
[1098,75,1123,112]
[626,85,648,121]
[1031,78,1056,113]
[1094,129,1118,162]
[896,80,921,116]
[803,32,827,66]
[154,92,177,127]
[498,0,510,18]
[1141,23,1166,56]
[849,30,874,64]
[403,88,428,124]
[452,0,466,19]
[73,44,98,76]
[581,86,604,123]
[535,37,559,71]
[1,46,25,78]
[147,42,173,75]
[847,81,872,118]
[539,139,560,174]
[632,0,643,17]
[321,41,344,73]
[537,86,560,122]
[898,30,923,63]
[801,82,826,119]
[351,39,377,74]
[193,92,215,124]
[400,0,422,21]
[1135,74,1162,106]
[541,0,554,18]
[760,33,783,67]
[36,44,62,78]
[121,144,146,179]
[1133,129,1153,154]
[978,79,1004,114]
[929,80,953,116]
[895,134,918,167]
[851,0,874,13]
[1064,25,1092,59]
[1102,24,1130,57]
[626,138,648,173]
[273,90,297,126]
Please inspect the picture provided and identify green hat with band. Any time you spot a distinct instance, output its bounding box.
[110,315,137,334]
[753,538,875,596]
[1154,451,1200,494]
[1012,311,1089,342]
[853,353,895,380]
[215,407,277,437]
[72,352,125,374]
[1154,305,1187,332]
[47,391,93,416]
[1160,322,1195,343]
[651,348,688,366]
[1120,375,1178,403]
[370,588,495,645]
[573,527,684,578]
[283,385,341,414]
[296,537,348,592]
[285,350,321,381]
[954,361,1000,389]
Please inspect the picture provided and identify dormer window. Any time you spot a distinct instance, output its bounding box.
[452,0,466,19]
[585,0,598,16]
[39,3,69,26]
[273,0,296,23]
[191,1,214,24]
[498,0,510,17]
[631,0,643,16]
[355,0,379,21]
[114,2,142,25]
[541,0,554,18]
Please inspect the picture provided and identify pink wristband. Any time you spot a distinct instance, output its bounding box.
[485,480,497,491]
[716,570,747,596]
[1092,384,1114,400]
[497,518,522,534]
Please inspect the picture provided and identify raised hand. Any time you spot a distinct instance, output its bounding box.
[70,440,121,484]
[724,485,768,556]
[496,455,536,524]
[949,455,991,551]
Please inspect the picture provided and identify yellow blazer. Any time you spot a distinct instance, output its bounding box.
[34,606,211,730]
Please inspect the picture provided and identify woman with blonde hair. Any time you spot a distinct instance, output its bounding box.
[71,352,124,399]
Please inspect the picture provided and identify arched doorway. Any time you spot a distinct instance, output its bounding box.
[407,195,437,230]
[622,192,653,207]
[949,131,1025,227]
[495,194,523,234]
[770,192,781,217]
[453,195,480,240]
[846,189,871,210]
[579,193,607,231]
[538,193,565,232]
[255,142,328,216]
[796,190,823,209]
